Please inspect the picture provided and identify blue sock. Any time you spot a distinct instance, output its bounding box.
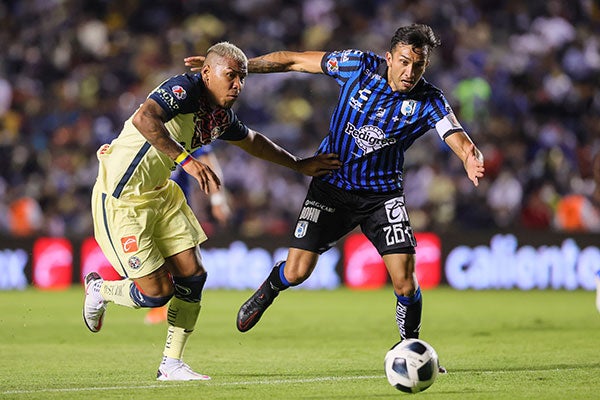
[395,287,422,305]
[267,261,291,291]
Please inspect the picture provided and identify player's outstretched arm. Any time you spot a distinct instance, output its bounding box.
[246,51,326,74]
[185,51,326,74]
[229,129,341,177]
[132,99,221,194]
[444,131,485,187]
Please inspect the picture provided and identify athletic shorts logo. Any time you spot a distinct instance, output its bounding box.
[294,221,309,238]
[384,197,408,223]
[128,256,141,270]
[121,236,138,253]
[171,85,187,100]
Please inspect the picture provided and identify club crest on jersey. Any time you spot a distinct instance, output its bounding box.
[128,256,141,270]
[400,100,417,116]
[171,85,187,100]
[294,221,309,238]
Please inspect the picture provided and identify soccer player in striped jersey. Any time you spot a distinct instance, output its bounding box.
[82,42,341,381]
[188,25,485,366]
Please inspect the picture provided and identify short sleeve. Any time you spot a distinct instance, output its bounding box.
[147,74,199,121]
[321,50,365,86]
[218,110,249,141]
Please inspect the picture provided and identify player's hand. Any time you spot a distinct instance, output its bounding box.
[183,158,221,194]
[296,153,342,177]
[209,191,232,226]
[184,56,205,72]
[464,143,485,187]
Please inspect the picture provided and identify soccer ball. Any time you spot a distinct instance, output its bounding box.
[384,339,439,393]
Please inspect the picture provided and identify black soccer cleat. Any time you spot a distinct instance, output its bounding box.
[236,282,279,332]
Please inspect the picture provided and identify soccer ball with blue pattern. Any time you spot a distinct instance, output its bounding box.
[384,339,439,393]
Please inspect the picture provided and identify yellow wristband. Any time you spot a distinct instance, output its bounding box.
[175,151,190,165]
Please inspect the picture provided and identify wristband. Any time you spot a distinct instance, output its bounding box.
[210,192,226,206]
[175,151,193,166]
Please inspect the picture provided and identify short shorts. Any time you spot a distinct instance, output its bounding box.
[91,179,207,279]
[290,178,416,255]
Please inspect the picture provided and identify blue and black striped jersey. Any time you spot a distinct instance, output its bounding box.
[317,50,463,193]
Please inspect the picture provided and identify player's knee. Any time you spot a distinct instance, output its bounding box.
[173,272,207,303]
[392,278,418,297]
[283,267,310,285]
[394,284,420,300]
[394,286,418,298]
[130,284,173,308]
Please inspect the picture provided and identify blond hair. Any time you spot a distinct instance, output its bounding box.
[206,42,248,66]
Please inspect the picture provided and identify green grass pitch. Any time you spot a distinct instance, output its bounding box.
[0,287,598,399]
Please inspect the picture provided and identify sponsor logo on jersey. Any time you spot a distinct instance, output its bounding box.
[171,85,187,100]
[400,99,417,116]
[128,256,141,270]
[345,122,396,154]
[294,221,308,238]
[304,199,335,213]
[299,206,321,223]
[155,88,180,112]
[121,236,138,253]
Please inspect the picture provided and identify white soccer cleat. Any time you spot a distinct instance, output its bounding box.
[83,272,107,333]
[156,358,211,381]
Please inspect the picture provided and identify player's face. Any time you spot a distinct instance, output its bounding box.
[203,56,247,108]
[385,44,429,93]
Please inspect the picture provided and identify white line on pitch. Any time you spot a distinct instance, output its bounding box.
[2,368,585,396]
[1,375,385,395]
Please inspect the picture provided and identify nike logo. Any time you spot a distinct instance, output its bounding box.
[237,311,259,332]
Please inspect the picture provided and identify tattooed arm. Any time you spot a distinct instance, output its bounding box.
[185,51,326,74]
[247,51,326,74]
[132,99,221,193]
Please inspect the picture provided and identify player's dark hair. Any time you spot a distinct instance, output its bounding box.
[390,24,441,57]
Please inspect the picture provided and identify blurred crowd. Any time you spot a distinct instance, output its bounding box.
[1,0,599,239]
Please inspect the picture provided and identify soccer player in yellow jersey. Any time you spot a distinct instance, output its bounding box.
[83,42,341,381]
[144,147,232,326]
